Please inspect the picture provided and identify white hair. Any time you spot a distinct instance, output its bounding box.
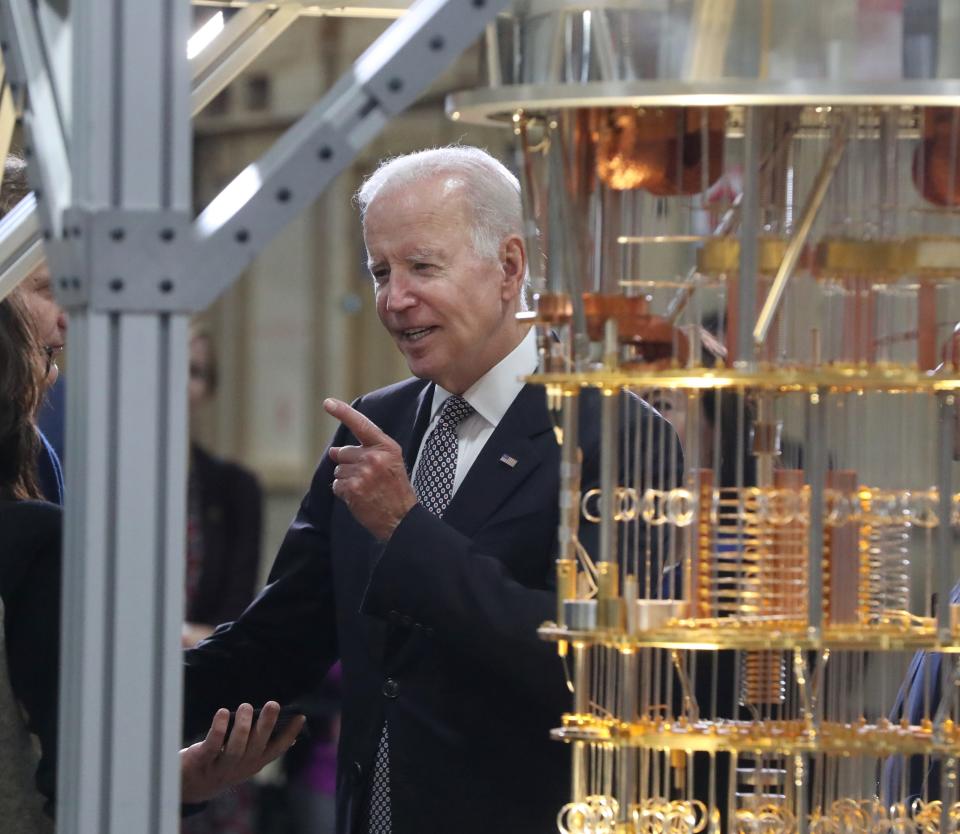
[356,146,528,304]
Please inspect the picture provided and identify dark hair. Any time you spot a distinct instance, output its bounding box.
[0,293,44,500]
[0,154,31,220]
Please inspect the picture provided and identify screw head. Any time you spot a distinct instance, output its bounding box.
[276,187,291,203]
[429,35,444,51]
[159,278,174,293]
[235,229,250,244]
[110,228,125,241]
[160,228,175,242]
[387,77,403,93]
[318,146,333,161]
[109,277,124,292]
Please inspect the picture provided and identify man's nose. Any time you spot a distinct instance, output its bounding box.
[384,273,417,312]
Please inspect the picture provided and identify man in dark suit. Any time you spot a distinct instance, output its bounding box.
[183,146,680,834]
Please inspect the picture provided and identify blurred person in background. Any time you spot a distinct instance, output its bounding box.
[182,324,264,834]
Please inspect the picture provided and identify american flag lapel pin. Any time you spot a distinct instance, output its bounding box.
[499,453,518,468]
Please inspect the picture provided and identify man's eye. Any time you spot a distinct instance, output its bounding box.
[372,270,389,284]
[413,262,434,272]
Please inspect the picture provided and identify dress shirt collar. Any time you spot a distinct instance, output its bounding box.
[429,327,538,428]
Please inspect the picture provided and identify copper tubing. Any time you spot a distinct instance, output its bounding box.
[825,470,859,625]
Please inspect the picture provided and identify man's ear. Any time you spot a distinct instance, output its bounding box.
[500,235,526,302]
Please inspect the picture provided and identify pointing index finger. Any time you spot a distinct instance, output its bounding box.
[324,398,390,447]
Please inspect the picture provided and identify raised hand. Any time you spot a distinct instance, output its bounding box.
[180,701,305,804]
[325,398,418,542]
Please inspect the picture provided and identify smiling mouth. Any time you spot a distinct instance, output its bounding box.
[400,326,436,343]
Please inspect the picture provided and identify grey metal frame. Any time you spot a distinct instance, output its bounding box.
[0,0,509,831]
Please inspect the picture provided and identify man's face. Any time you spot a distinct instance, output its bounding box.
[17,262,67,386]
[188,335,213,408]
[363,177,525,394]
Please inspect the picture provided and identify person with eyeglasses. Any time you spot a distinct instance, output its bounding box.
[0,155,66,506]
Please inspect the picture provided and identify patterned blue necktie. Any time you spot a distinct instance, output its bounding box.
[366,395,474,834]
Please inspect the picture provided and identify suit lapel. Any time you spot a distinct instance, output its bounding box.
[399,382,435,473]
[442,384,555,538]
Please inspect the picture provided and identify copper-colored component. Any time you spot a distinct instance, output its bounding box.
[582,293,689,366]
[769,469,807,621]
[944,322,960,371]
[621,315,690,368]
[825,470,859,626]
[741,651,786,706]
[913,107,960,207]
[594,107,725,194]
[917,282,938,371]
[693,469,713,619]
[583,293,649,341]
[533,292,573,325]
[751,422,783,457]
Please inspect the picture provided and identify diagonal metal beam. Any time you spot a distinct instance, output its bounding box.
[0,192,42,301]
[191,0,513,307]
[0,0,72,237]
[191,4,301,116]
[192,0,409,19]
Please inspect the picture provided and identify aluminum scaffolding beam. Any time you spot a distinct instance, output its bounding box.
[0,0,511,831]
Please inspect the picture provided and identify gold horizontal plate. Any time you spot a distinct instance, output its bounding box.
[814,239,907,279]
[551,717,960,755]
[696,237,788,275]
[539,619,960,652]
[528,364,960,393]
[696,236,960,280]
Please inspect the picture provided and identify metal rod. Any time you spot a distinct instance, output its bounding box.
[599,383,620,568]
[753,117,849,348]
[736,107,761,364]
[937,393,955,639]
[806,388,826,635]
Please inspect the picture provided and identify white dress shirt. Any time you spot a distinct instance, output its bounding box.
[410,327,538,496]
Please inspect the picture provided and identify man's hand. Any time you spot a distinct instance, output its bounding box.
[180,702,305,804]
[325,398,417,541]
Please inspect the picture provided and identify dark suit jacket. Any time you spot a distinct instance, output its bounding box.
[0,500,63,814]
[187,445,263,626]
[184,377,679,834]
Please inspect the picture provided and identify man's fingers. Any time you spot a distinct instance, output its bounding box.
[248,701,281,753]
[196,708,230,765]
[325,398,391,447]
[330,445,363,465]
[223,703,254,760]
